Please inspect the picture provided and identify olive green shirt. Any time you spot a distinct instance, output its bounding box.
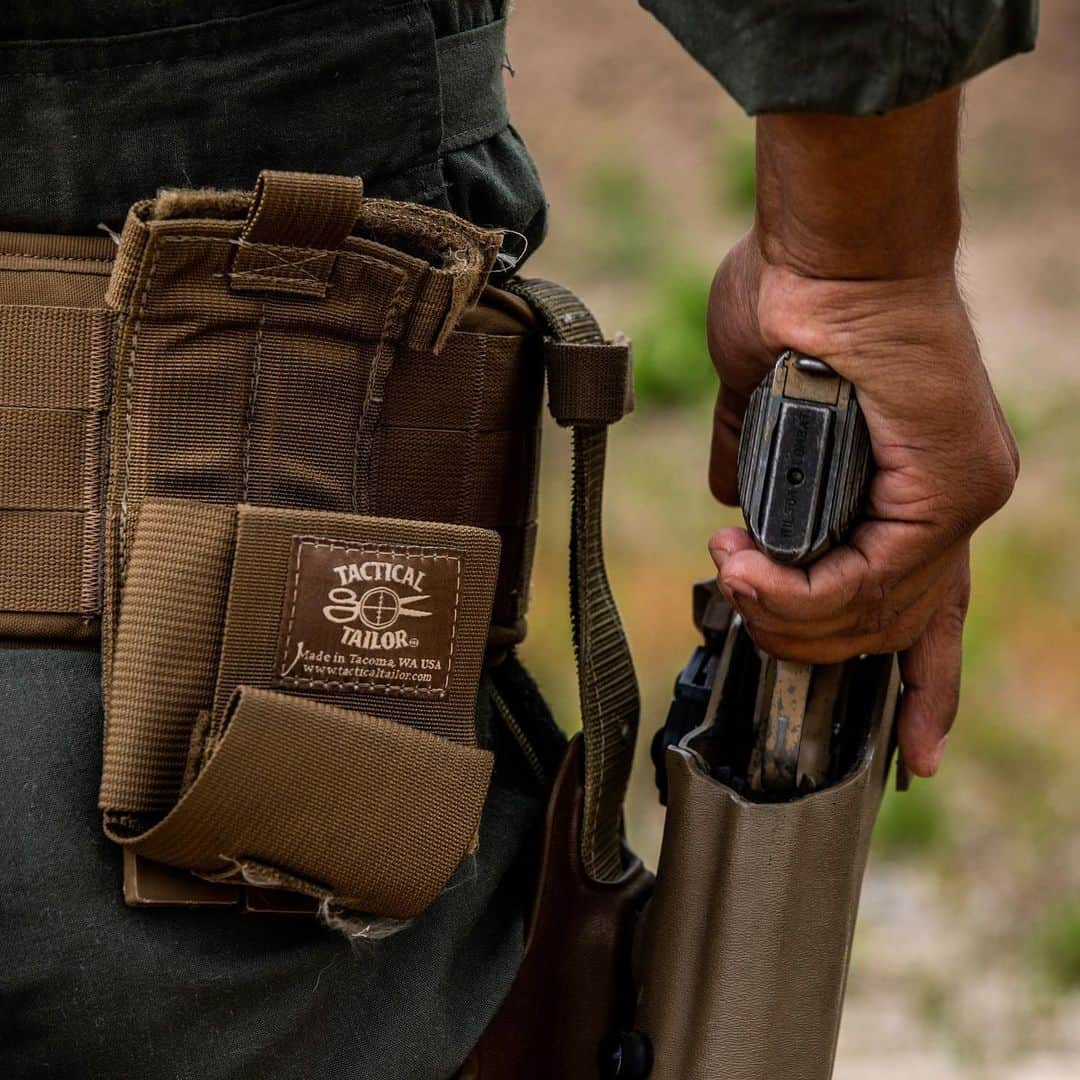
[642,0,1039,115]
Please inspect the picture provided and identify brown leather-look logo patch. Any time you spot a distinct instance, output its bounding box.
[274,537,462,698]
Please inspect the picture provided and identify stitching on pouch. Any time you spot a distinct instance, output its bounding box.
[0,252,115,264]
[158,235,394,276]
[241,307,265,501]
[230,246,333,284]
[118,241,163,578]
[278,538,461,697]
[353,273,408,514]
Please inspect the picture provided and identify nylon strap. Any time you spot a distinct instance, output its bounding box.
[230,171,364,297]
[544,338,634,427]
[507,277,640,883]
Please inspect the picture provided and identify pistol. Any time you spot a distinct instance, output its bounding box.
[738,350,871,567]
[654,351,875,802]
[738,351,874,794]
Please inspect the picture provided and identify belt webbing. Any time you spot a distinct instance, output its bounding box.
[0,234,115,640]
[0,211,542,640]
[508,278,640,884]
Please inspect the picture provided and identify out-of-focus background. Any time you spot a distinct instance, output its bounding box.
[507,2,1080,1076]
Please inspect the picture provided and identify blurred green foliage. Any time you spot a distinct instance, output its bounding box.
[581,156,660,277]
[976,521,1070,610]
[579,155,718,408]
[713,125,756,217]
[630,264,717,408]
[873,778,950,858]
[1032,900,1080,992]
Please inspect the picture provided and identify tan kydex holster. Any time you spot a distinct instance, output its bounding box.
[0,170,635,921]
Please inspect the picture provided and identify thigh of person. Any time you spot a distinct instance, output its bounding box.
[0,648,548,1080]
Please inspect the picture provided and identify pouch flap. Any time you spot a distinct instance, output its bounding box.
[101,498,500,916]
[121,686,493,919]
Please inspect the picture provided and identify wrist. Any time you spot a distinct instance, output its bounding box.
[754,88,963,281]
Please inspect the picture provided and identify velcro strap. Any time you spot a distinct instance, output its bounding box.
[230,170,365,297]
[241,170,364,250]
[507,277,640,884]
[117,686,492,919]
[544,335,634,427]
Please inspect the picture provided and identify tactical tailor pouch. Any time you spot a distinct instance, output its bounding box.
[93,172,521,918]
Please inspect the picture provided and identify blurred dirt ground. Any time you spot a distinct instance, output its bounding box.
[506,2,1080,1076]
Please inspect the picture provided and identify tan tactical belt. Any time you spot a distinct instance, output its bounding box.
[0,171,637,919]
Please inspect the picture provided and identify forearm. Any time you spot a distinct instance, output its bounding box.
[754,89,963,281]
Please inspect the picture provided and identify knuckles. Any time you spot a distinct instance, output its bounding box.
[947,433,1018,535]
[977,437,1020,522]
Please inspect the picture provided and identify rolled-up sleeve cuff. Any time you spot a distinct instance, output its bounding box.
[639,1,1038,115]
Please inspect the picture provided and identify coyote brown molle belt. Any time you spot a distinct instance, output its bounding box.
[0,171,637,919]
[0,173,547,646]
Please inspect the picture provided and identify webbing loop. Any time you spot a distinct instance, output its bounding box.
[544,336,634,427]
[230,171,365,297]
[507,277,640,884]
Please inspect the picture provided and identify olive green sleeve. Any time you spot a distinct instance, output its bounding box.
[639,1,1038,116]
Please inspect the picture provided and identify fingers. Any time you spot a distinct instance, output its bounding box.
[710,516,952,640]
[706,237,777,506]
[710,519,971,779]
[708,387,747,506]
[896,562,970,777]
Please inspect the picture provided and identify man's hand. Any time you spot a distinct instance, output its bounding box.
[707,90,1019,778]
